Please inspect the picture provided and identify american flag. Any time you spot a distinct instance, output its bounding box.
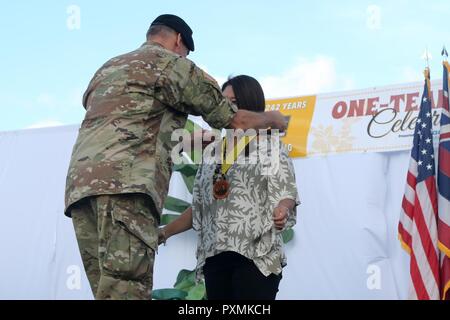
[438,61,450,300]
[398,69,440,300]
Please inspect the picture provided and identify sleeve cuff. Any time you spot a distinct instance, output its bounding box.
[204,99,238,129]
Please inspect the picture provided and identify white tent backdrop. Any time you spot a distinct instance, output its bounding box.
[0,125,410,300]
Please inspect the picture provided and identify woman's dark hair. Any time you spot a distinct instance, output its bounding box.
[221,75,266,113]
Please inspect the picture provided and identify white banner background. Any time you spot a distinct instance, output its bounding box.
[0,125,411,299]
[267,80,445,157]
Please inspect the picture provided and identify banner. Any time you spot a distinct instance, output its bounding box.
[266,79,446,158]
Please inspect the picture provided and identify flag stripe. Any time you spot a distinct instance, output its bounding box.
[415,182,440,284]
[409,158,419,177]
[410,250,430,300]
[411,215,440,299]
[402,197,414,220]
[404,184,416,208]
[407,170,418,189]
[424,177,439,218]
[441,130,450,140]
[400,208,414,235]
[399,222,413,251]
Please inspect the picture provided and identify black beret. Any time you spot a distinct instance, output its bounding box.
[151,14,195,52]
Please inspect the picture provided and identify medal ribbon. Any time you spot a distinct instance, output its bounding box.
[221,135,257,175]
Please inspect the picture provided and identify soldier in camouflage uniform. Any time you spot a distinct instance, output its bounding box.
[65,14,288,300]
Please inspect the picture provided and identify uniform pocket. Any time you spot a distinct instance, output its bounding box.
[100,195,158,280]
[102,222,154,280]
[110,195,159,252]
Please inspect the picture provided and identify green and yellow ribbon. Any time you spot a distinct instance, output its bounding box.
[221,135,257,175]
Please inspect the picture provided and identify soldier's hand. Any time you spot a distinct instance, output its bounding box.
[268,111,288,132]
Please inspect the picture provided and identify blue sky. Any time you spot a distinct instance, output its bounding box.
[1,0,449,131]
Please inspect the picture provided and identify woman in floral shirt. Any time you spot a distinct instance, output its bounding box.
[160,75,300,300]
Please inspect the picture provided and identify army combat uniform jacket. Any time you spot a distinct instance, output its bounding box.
[65,42,237,217]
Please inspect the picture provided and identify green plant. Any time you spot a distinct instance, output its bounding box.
[282,228,295,244]
[153,269,206,300]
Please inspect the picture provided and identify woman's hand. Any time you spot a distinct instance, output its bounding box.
[273,205,290,231]
[157,207,194,246]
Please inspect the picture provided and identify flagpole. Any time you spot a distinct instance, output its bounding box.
[422,48,432,95]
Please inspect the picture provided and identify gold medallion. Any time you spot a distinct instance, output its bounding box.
[213,179,230,200]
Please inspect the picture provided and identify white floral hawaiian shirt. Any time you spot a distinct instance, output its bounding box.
[192,138,300,277]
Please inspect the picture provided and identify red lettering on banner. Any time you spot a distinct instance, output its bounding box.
[349,99,365,117]
[366,97,379,116]
[332,101,347,119]
[390,95,404,113]
[405,92,420,112]
[331,88,443,120]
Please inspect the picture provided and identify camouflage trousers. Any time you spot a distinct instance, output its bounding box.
[71,194,159,300]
